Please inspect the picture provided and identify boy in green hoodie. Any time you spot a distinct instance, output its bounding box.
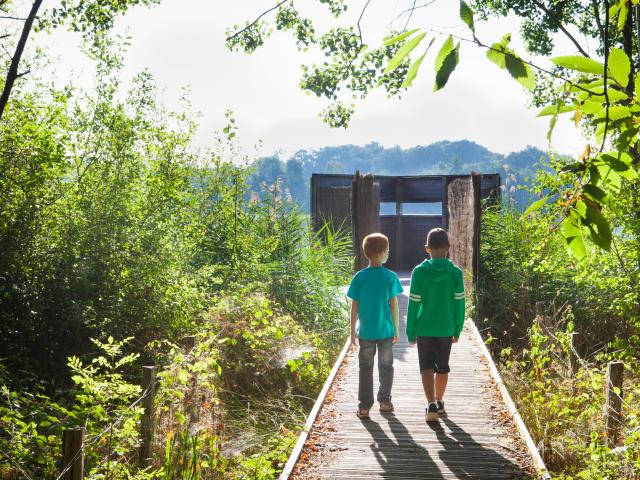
[406,228,465,422]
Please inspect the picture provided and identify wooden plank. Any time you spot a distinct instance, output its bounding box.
[467,318,550,479]
[288,277,543,480]
[279,337,352,480]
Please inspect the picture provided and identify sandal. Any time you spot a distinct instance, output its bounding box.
[379,402,394,413]
[356,408,370,419]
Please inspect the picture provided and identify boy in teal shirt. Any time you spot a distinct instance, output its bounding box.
[406,228,465,422]
[347,233,403,418]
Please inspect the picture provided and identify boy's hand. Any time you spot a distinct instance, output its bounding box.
[391,336,398,345]
[452,336,459,344]
[350,333,359,346]
[409,341,416,347]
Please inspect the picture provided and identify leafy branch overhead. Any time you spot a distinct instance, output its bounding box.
[226,0,639,262]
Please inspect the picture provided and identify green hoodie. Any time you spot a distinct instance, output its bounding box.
[406,257,465,342]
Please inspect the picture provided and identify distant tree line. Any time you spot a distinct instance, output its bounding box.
[249,140,549,211]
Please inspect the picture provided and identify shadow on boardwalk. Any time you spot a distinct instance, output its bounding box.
[361,412,440,478]
[361,413,525,479]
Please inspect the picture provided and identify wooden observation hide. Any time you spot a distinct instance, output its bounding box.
[311,173,499,276]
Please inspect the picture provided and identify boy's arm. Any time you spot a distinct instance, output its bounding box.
[406,270,421,343]
[350,300,359,346]
[453,269,465,339]
[389,296,399,342]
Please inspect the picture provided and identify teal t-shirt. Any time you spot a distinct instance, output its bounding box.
[347,266,404,340]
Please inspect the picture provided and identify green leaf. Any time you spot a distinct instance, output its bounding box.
[551,56,604,75]
[460,1,475,34]
[584,199,612,250]
[608,48,631,88]
[602,105,631,121]
[581,100,603,115]
[635,76,640,99]
[537,103,575,117]
[385,31,427,73]
[402,52,426,87]
[505,53,535,90]
[486,34,534,90]
[434,36,459,91]
[486,34,510,69]
[547,112,558,142]
[523,196,549,216]
[384,28,420,46]
[582,184,607,202]
[600,152,639,179]
[562,213,587,261]
[576,88,628,102]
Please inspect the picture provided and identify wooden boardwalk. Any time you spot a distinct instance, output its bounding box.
[286,274,543,480]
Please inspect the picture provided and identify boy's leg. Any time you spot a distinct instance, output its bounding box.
[435,373,448,400]
[417,337,437,403]
[421,369,436,403]
[434,336,453,400]
[376,338,394,404]
[358,340,376,411]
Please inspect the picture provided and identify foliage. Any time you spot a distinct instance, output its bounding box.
[481,157,640,477]
[480,200,638,354]
[500,322,640,478]
[0,337,150,479]
[1,31,352,478]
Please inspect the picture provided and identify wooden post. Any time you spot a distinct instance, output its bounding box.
[183,335,196,352]
[471,173,482,287]
[569,332,579,376]
[61,427,84,480]
[351,171,380,272]
[535,301,546,329]
[394,177,403,270]
[605,361,624,447]
[441,176,449,230]
[139,366,156,467]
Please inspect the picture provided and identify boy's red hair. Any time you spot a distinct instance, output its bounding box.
[362,233,389,259]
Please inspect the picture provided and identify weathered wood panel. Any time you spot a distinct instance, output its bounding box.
[313,186,352,234]
[447,176,479,290]
[351,172,380,271]
[311,173,501,271]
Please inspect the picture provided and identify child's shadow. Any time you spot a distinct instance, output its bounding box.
[361,413,442,479]
[428,416,527,479]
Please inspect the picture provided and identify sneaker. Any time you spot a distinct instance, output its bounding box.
[436,400,446,415]
[426,403,439,422]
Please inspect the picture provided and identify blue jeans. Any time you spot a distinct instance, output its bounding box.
[358,338,394,410]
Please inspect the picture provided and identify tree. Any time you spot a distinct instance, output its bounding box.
[226,1,639,264]
[286,158,307,207]
[0,0,161,120]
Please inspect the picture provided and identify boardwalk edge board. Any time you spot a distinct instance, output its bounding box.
[468,318,551,480]
[279,336,352,480]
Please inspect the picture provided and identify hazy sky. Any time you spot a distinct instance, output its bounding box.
[39,0,592,158]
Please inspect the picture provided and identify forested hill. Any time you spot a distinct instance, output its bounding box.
[249,140,549,211]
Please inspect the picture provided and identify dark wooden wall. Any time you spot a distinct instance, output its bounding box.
[311,173,500,271]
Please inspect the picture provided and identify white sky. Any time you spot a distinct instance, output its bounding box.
[36,0,592,158]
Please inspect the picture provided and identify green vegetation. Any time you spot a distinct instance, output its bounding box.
[0,34,351,478]
[479,157,640,478]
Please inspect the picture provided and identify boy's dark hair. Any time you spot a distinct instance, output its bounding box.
[426,228,449,249]
[362,233,389,259]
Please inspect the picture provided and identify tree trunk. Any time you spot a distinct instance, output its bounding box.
[0,0,43,121]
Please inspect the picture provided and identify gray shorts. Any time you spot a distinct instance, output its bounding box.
[417,336,453,373]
